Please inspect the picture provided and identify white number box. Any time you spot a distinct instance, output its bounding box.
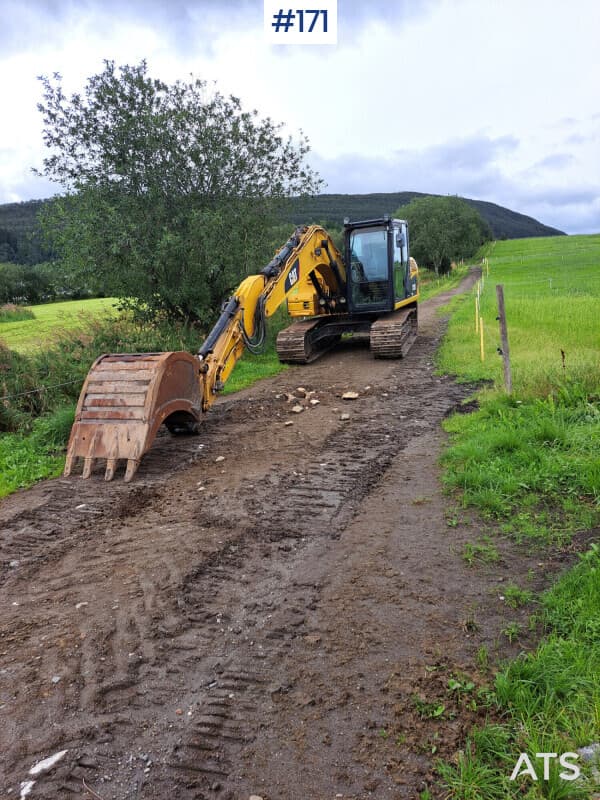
[264,0,338,45]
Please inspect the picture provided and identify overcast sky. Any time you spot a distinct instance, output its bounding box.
[1,0,599,233]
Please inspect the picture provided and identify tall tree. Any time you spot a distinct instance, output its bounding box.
[395,196,491,274]
[37,60,322,326]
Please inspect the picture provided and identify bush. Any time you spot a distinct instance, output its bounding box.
[38,61,321,327]
[0,304,35,322]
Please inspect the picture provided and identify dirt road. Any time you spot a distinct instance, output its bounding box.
[0,274,553,799]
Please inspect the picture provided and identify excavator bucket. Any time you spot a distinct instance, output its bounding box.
[64,351,203,481]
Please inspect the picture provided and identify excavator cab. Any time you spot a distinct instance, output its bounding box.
[344,217,417,313]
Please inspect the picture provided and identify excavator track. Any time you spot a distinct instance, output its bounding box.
[370,306,418,359]
[276,319,341,364]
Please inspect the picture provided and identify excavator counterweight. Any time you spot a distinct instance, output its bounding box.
[65,218,419,480]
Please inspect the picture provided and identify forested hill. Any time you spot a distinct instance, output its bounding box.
[280,192,565,239]
[0,200,49,264]
[0,192,564,264]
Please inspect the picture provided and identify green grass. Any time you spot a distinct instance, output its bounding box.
[437,235,600,395]
[503,584,535,609]
[0,297,118,352]
[222,349,288,394]
[442,390,600,544]
[437,234,600,798]
[222,305,291,394]
[438,544,600,799]
[0,405,75,497]
[439,235,600,544]
[462,536,500,566]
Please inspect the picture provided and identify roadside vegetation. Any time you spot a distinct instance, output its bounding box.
[0,301,295,495]
[0,311,201,496]
[0,259,96,305]
[418,263,471,301]
[0,304,35,323]
[437,234,600,798]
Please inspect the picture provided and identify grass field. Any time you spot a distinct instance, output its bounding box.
[437,234,600,798]
[0,297,118,352]
[437,235,600,394]
[438,234,600,542]
[0,407,74,497]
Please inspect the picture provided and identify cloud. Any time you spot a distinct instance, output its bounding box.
[313,134,519,195]
[0,0,258,58]
[512,186,598,208]
[337,0,439,40]
[524,196,600,235]
[312,134,599,234]
[0,0,598,236]
[531,153,575,170]
[0,146,55,203]
[427,135,518,169]
[564,133,588,145]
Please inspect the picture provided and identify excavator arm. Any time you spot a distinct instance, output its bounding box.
[64,225,345,481]
[197,225,346,411]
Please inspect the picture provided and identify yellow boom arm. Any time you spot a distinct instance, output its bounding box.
[196,225,345,411]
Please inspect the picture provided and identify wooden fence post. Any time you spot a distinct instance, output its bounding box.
[496,284,512,393]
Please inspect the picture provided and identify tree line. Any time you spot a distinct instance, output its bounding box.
[0,261,96,305]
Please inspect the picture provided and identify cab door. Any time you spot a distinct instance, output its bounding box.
[347,226,392,312]
[393,221,409,302]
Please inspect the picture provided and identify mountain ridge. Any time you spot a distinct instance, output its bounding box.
[280,191,565,239]
[0,192,565,264]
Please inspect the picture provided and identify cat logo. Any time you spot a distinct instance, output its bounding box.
[284,259,300,293]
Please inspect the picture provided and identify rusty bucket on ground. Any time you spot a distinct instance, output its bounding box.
[64,351,203,482]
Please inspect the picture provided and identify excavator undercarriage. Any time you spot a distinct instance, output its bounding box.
[275,305,417,363]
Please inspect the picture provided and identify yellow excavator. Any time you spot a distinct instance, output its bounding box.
[64,216,419,481]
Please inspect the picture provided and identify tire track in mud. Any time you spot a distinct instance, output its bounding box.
[156,364,469,798]
[1,275,480,799]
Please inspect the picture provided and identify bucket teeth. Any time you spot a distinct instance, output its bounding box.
[105,459,117,482]
[124,459,139,482]
[64,455,74,478]
[82,457,94,479]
